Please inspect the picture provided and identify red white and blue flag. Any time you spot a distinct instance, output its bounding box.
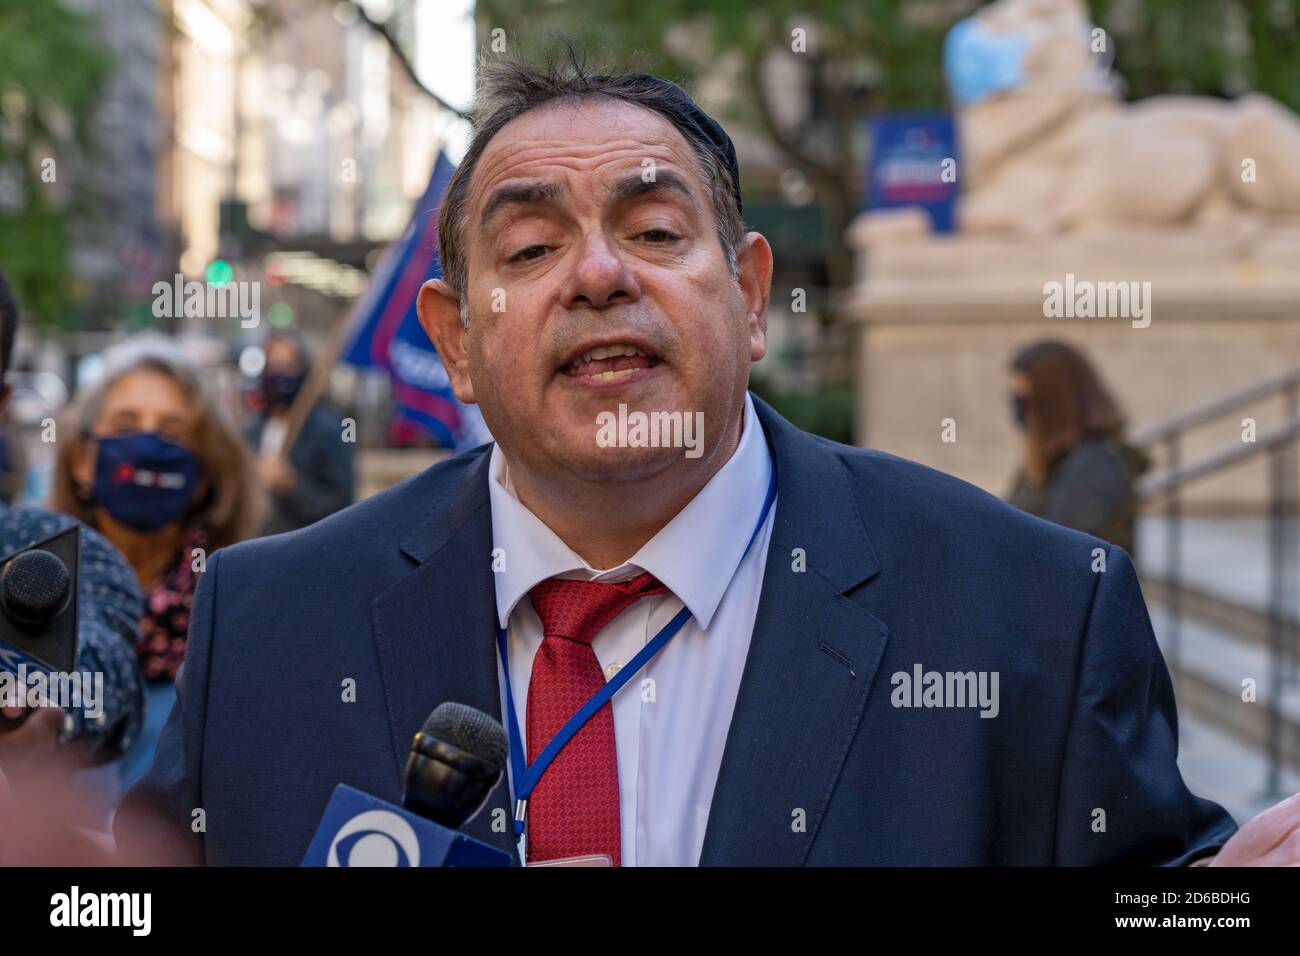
[341,151,490,450]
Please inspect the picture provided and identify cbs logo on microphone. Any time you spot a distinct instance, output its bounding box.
[327,810,421,867]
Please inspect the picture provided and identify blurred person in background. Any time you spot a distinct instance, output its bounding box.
[48,338,263,787]
[1005,340,1150,555]
[0,745,197,866]
[247,328,355,535]
[0,403,26,504]
[0,266,144,812]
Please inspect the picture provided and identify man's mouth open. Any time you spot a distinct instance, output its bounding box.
[559,342,663,385]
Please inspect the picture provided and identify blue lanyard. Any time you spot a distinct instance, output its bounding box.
[496,458,777,841]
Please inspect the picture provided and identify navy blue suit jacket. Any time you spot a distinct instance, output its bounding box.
[125,395,1235,865]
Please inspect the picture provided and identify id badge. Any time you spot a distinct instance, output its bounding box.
[526,854,614,867]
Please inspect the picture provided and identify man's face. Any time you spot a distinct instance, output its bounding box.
[420,96,770,484]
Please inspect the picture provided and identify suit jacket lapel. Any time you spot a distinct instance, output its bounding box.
[700,397,890,865]
[367,398,889,867]
[370,448,518,861]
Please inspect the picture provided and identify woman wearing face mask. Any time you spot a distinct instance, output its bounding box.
[1005,340,1150,556]
[49,339,263,787]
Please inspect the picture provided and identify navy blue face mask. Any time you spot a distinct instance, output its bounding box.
[262,372,305,408]
[92,432,202,532]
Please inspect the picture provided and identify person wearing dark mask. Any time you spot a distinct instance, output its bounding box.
[246,328,355,536]
[1005,340,1150,556]
[49,338,263,786]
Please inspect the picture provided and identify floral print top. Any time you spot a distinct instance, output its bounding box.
[137,526,207,683]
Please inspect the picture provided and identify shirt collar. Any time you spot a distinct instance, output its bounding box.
[488,392,773,630]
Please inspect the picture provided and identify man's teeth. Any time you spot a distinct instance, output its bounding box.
[571,344,648,366]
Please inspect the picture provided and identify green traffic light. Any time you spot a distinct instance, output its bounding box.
[205,259,234,286]
[268,302,294,327]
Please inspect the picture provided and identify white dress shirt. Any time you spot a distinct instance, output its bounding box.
[489,392,775,866]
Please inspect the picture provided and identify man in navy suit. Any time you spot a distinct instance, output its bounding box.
[126,56,1300,866]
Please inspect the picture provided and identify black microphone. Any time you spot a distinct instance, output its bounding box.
[1,549,72,626]
[403,702,509,828]
[0,526,80,732]
[302,702,513,866]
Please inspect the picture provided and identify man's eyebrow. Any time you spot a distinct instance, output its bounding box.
[607,170,700,212]
[479,180,569,229]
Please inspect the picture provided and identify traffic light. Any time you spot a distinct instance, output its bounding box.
[205,259,234,286]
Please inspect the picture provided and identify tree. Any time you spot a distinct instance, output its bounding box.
[470,0,967,299]
[1088,0,1300,113]
[0,0,110,332]
[329,0,468,117]
[335,0,1300,305]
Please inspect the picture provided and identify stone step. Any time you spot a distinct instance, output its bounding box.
[1142,574,1299,654]
[1172,711,1300,827]
[1137,516,1299,623]
[1147,603,1300,772]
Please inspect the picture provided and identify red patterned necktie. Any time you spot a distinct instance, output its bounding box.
[525,570,669,866]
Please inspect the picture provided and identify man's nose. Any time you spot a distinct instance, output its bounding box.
[562,233,640,310]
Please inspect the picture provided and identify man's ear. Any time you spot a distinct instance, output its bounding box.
[416,278,476,404]
[736,231,773,363]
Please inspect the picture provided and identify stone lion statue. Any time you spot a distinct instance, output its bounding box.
[943,0,1300,235]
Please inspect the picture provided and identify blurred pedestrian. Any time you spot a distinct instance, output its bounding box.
[49,337,263,787]
[1005,340,1150,555]
[247,328,355,535]
[0,404,26,504]
[0,729,196,865]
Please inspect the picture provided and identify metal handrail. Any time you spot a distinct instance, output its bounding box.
[1137,420,1300,501]
[1133,367,1300,448]
[1133,375,1299,795]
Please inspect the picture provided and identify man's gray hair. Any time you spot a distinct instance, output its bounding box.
[437,47,745,329]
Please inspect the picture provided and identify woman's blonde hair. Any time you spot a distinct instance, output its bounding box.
[49,337,264,549]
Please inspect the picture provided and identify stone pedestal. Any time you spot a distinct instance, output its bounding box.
[843,222,1300,513]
